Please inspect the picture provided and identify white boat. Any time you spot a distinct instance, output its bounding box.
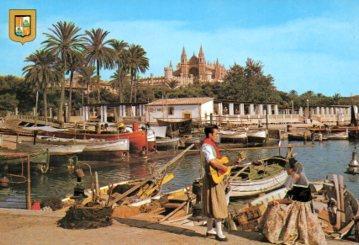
[220,130,247,144]
[325,131,349,140]
[156,137,180,149]
[83,139,129,152]
[229,156,288,197]
[37,136,129,153]
[150,126,167,138]
[16,142,86,155]
[230,171,288,197]
[247,130,267,144]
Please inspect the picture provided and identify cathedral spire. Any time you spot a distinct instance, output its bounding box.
[198,45,204,57]
[181,47,187,59]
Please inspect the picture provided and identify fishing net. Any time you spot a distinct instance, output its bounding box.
[248,164,283,180]
[41,197,63,211]
[58,205,113,229]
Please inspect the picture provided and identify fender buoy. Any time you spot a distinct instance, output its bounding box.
[31,200,41,210]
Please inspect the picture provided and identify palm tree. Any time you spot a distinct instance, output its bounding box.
[66,51,84,119]
[42,21,84,124]
[23,50,61,123]
[77,65,96,105]
[83,28,114,103]
[165,79,179,89]
[127,44,149,103]
[109,39,128,103]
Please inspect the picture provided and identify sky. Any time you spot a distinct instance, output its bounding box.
[1,0,359,96]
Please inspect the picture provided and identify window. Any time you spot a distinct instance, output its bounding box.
[168,106,174,115]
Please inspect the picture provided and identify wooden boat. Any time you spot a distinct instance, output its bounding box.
[229,156,288,197]
[36,136,130,153]
[61,172,175,206]
[182,135,201,149]
[156,137,180,150]
[288,131,312,141]
[157,118,192,136]
[42,130,147,153]
[247,130,267,144]
[61,145,194,210]
[325,131,349,140]
[219,130,247,144]
[83,140,129,153]
[16,141,86,156]
[311,133,328,141]
[0,149,49,165]
[0,149,50,173]
[150,126,167,138]
[146,129,156,151]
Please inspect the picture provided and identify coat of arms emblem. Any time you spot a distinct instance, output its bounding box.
[9,9,36,44]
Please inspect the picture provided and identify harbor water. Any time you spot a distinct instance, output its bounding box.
[1,140,358,209]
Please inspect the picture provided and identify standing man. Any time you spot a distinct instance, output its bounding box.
[202,125,229,241]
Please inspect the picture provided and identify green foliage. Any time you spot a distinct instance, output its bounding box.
[0,93,18,114]
[0,76,34,113]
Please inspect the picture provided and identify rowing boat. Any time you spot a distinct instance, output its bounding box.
[229,156,288,197]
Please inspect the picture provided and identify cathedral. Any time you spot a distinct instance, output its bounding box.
[164,46,227,84]
[140,46,227,86]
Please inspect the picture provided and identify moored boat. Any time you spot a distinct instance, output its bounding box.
[157,118,192,136]
[229,156,288,197]
[288,131,312,141]
[16,141,86,156]
[156,137,180,150]
[325,131,349,140]
[150,126,167,138]
[42,130,146,153]
[247,130,267,144]
[219,130,247,144]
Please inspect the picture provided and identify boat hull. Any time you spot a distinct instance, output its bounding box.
[220,131,247,144]
[247,130,267,144]
[44,131,147,153]
[230,170,288,197]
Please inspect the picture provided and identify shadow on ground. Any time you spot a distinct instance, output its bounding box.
[229,230,266,243]
[114,217,205,238]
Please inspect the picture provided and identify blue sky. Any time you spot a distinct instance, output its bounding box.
[1,0,359,96]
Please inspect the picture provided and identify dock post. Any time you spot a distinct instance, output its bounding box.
[26,155,31,210]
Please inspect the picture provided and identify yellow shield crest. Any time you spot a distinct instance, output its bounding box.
[9,9,36,44]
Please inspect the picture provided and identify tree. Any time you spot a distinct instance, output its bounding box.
[77,65,95,105]
[23,49,61,123]
[165,79,179,89]
[109,39,128,103]
[43,21,84,124]
[84,28,114,103]
[219,59,279,103]
[66,51,84,119]
[127,44,149,103]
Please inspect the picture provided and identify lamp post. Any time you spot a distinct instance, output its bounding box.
[306,99,310,119]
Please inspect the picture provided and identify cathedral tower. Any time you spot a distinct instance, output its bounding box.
[198,45,206,80]
[180,47,189,78]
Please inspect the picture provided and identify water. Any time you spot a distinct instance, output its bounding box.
[1,140,358,209]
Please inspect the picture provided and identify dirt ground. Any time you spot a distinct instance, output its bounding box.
[0,209,355,245]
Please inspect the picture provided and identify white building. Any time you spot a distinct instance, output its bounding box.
[146,97,214,123]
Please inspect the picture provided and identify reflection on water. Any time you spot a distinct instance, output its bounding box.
[0,140,358,208]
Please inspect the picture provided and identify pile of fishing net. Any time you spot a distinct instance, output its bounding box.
[41,197,63,211]
[58,204,113,229]
[248,164,283,180]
